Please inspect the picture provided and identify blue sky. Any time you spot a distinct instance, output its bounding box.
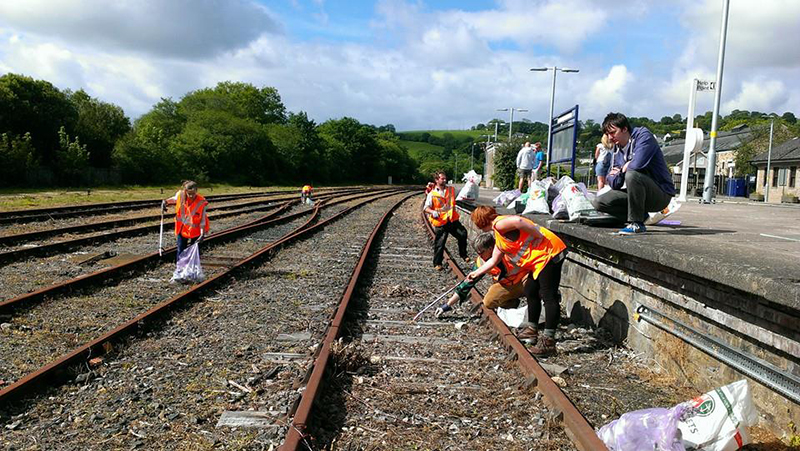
[0,0,798,130]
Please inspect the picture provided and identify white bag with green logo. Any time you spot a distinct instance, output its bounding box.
[677,379,758,451]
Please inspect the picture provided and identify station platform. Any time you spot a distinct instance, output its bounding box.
[470,188,800,311]
[458,184,800,440]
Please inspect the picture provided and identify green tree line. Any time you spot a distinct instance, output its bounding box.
[0,73,420,187]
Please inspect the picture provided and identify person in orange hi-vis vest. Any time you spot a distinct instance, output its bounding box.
[301,185,313,204]
[467,205,567,356]
[423,171,469,270]
[164,180,210,261]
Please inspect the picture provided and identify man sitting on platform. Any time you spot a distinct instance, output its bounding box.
[591,112,676,235]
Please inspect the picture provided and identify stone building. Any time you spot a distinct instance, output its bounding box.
[750,136,800,203]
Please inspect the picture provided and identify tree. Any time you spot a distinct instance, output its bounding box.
[179,81,286,125]
[492,140,524,190]
[56,127,89,185]
[0,73,78,166]
[318,117,381,183]
[782,112,797,124]
[69,89,131,167]
[0,132,39,186]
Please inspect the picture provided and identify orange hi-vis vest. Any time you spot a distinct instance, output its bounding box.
[175,191,210,239]
[302,185,312,194]
[429,186,459,227]
[492,215,566,280]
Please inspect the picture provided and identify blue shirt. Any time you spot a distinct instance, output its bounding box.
[534,150,545,167]
[607,127,675,195]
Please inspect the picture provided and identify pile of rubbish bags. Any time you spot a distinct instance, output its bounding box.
[598,379,759,451]
[492,176,601,222]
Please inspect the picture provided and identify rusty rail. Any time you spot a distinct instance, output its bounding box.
[420,204,609,451]
[0,189,411,407]
[279,192,420,451]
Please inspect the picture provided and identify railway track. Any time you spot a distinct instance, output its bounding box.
[0,190,410,413]
[0,189,387,305]
[0,191,698,450]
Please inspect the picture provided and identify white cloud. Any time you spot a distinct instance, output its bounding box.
[0,0,281,59]
[723,78,787,113]
[586,65,632,114]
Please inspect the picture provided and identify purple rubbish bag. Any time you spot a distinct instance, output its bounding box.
[171,242,205,284]
[597,403,689,451]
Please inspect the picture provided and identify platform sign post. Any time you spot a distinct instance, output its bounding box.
[547,105,579,178]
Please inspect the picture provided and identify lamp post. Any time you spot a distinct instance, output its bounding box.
[764,117,775,203]
[701,0,731,204]
[471,143,475,171]
[530,66,579,170]
[497,108,528,141]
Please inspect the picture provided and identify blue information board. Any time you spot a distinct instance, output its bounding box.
[548,105,579,178]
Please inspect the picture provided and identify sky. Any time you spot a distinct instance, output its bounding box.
[0,0,798,131]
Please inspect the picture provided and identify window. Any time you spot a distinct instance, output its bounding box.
[790,167,797,188]
[772,168,778,187]
[778,168,788,186]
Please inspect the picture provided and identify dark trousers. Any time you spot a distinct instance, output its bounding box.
[433,220,468,266]
[591,170,672,223]
[176,235,198,262]
[526,254,565,331]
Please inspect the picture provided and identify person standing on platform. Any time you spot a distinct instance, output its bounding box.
[591,112,676,235]
[164,180,210,261]
[468,205,567,356]
[595,134,613,189]
[424,171,469,271]
[516,141,535,192]
[301,184,313,204]
[532,142,545,181]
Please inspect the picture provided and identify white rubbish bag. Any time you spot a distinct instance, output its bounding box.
[457,170,482,202]
[522,180,551,214]
[678,379,758,451]
[493,189,521,207]
[171,242,205,284]
[560,182,596,221]
[496,305,527,328]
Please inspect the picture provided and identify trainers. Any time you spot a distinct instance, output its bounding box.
[529,336,557,356]
[463,256,471,264]
[645,199,681,225]
[517,326,539,344]
[618,222,646,235]
[434,304,452,318]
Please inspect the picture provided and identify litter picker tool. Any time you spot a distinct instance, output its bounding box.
[413,281,461,321]
[158,200,165,256]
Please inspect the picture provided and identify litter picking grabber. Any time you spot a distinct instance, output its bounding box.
[158,200,165,256]
[413,281,461,321]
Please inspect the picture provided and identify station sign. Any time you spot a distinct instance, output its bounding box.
[697,80,716,91]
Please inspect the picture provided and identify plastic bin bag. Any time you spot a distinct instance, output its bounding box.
[522,180,550,214]
[171,242,205,284]
[457,170,482,203]
[678,380,758,451]
[493,189,521,207]
[598,403,689,451]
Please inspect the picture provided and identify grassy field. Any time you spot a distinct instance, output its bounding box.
[0,185,296,211]
[399,129,489,140]
[399,140,445,160]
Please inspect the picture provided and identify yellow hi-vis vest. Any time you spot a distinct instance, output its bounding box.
[429,186,459,227]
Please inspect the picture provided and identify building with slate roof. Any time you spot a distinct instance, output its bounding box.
[750,136,800,202]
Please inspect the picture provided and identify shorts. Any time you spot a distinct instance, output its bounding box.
[518,169,532,177]
[595,162,611,177]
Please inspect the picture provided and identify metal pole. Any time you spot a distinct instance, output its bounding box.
[508,108,514,141]
[679,78,699,202]
[494,121,499,142]
[702,0,730,203]
[471,143,474,171]
[546,68,557,174]
[765,119,774,203]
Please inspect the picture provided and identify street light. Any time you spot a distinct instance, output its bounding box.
[530,66,579,170]
[492,120,505,142]
[497,108,528,141]
[764,116,775,203]
[701,0,731,204]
